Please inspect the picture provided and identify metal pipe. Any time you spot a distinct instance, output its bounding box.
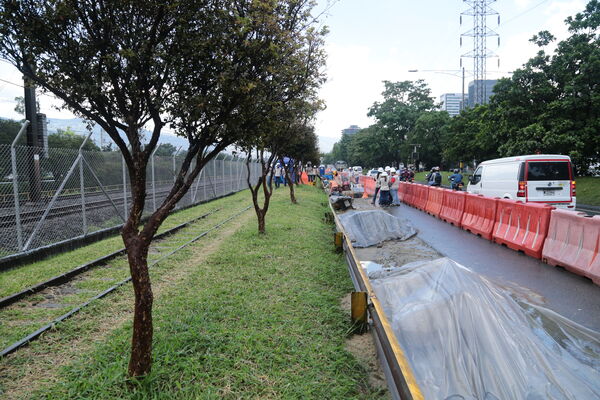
[23,132,92,250]
[122,155,127,220]
[82,157,126,222]
[151,147,158,211]
[10,121,29,251]
[80,153,87,235]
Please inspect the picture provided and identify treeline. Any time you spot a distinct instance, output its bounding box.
[325,0,600,174]
[0,0,323,379]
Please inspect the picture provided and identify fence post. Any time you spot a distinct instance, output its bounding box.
[229,155,233,193]
[151,147,158,211]
[11,121,29,251]
[221,155,225,196]
[23,132,92,251]
[172,147,181,184]
[122,154,128,220]
[203,160,208,201]
[80,151,87,235]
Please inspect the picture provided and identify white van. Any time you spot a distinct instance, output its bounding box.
[467,155,576,209]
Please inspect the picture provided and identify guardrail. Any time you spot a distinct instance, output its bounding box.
[327,199,424,400]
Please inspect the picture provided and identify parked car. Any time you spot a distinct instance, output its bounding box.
[352,166,363,174]
[368,169,379,179]
[467,154,576,209]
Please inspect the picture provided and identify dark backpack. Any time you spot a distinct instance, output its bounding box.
[434,172,442,185]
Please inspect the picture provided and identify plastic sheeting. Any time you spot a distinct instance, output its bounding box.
[338,210,416,247]
[368,258,600,400]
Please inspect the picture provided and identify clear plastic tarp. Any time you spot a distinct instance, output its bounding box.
[368,258,600,399]
[338,210,416,247]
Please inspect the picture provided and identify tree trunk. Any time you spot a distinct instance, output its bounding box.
[287,171,297,204]
[247,152,273,234]
[282,163,297,204]
[257,210,266,234]
[124,235,153,378]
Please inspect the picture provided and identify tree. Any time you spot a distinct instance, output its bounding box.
[48,128,101,151]
[279,123,319,203]
[443,105,501,167]
[154,143,177,157]
[13,95,39,116]
[367,80,437,164]
[407,111,451,169]
[469,0,600,173]
[0,0,321,378]
[0,117,23,145]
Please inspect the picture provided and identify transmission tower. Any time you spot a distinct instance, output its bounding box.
[460,0,499,106]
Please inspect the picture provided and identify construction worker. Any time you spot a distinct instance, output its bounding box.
[389,168,400,206]
[371,167,384,205]
[378,171,391,206]
[274,163,282,189]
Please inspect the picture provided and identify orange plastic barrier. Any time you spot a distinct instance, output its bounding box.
[439,190,466,227]
[461,194,498,240]
[542,210,600,285]
[397,182,407,203]
[493,200,553,259]
[424,187,444,217]
[360,176,376,196]
[404,183,415,206]
[301,172,309,184]
[413,184,429,210]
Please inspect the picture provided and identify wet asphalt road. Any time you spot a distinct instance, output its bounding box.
[387,203,600,333]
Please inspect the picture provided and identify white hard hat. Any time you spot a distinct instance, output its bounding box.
[390,167,396,173]
[384,166,390,171]
[378,167,384,172]
[381,171,388,177]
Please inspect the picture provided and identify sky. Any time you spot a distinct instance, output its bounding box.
[313,0,587,150]
[0,0,589,150]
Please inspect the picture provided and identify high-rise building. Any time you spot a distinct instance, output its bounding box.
[341,125,361,135]
[440,93,467,117]
[467,80,497,107]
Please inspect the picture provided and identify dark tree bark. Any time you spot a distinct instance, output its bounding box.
[281,158,297,204]
[247,150,275,234]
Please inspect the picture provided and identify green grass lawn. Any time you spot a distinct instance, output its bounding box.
[0,191,249,299]
[19,185,382,399]
[574,176,600,206]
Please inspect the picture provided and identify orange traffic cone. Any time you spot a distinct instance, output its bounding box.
[362,189,368,199]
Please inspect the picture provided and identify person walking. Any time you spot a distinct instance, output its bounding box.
[389,168,400,206]
[274,163,282,189]
[307,165,315,183]
[371,167,383,205]
[378,171,391,206]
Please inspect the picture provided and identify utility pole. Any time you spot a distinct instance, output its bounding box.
[460,0,499,106]
[24,76,42,202]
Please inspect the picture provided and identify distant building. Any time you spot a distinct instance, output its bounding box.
[440,93,467,117]
[467,80,498,107]
[341,125,361,136]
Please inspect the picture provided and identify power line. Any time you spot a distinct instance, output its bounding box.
[499,0,552,27]
[0,77,23,88]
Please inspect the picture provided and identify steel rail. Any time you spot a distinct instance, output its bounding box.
[0,209,220,309]
[328,200,424,400]
[0,189,242,269]
[0,205,252,358]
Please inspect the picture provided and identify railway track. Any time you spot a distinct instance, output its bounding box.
[0,204,251,357]
[0,180,223,229]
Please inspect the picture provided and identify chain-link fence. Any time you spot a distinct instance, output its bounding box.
[0,142,260,259]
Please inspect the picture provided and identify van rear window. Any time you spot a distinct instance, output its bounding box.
[526,162,570,181]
